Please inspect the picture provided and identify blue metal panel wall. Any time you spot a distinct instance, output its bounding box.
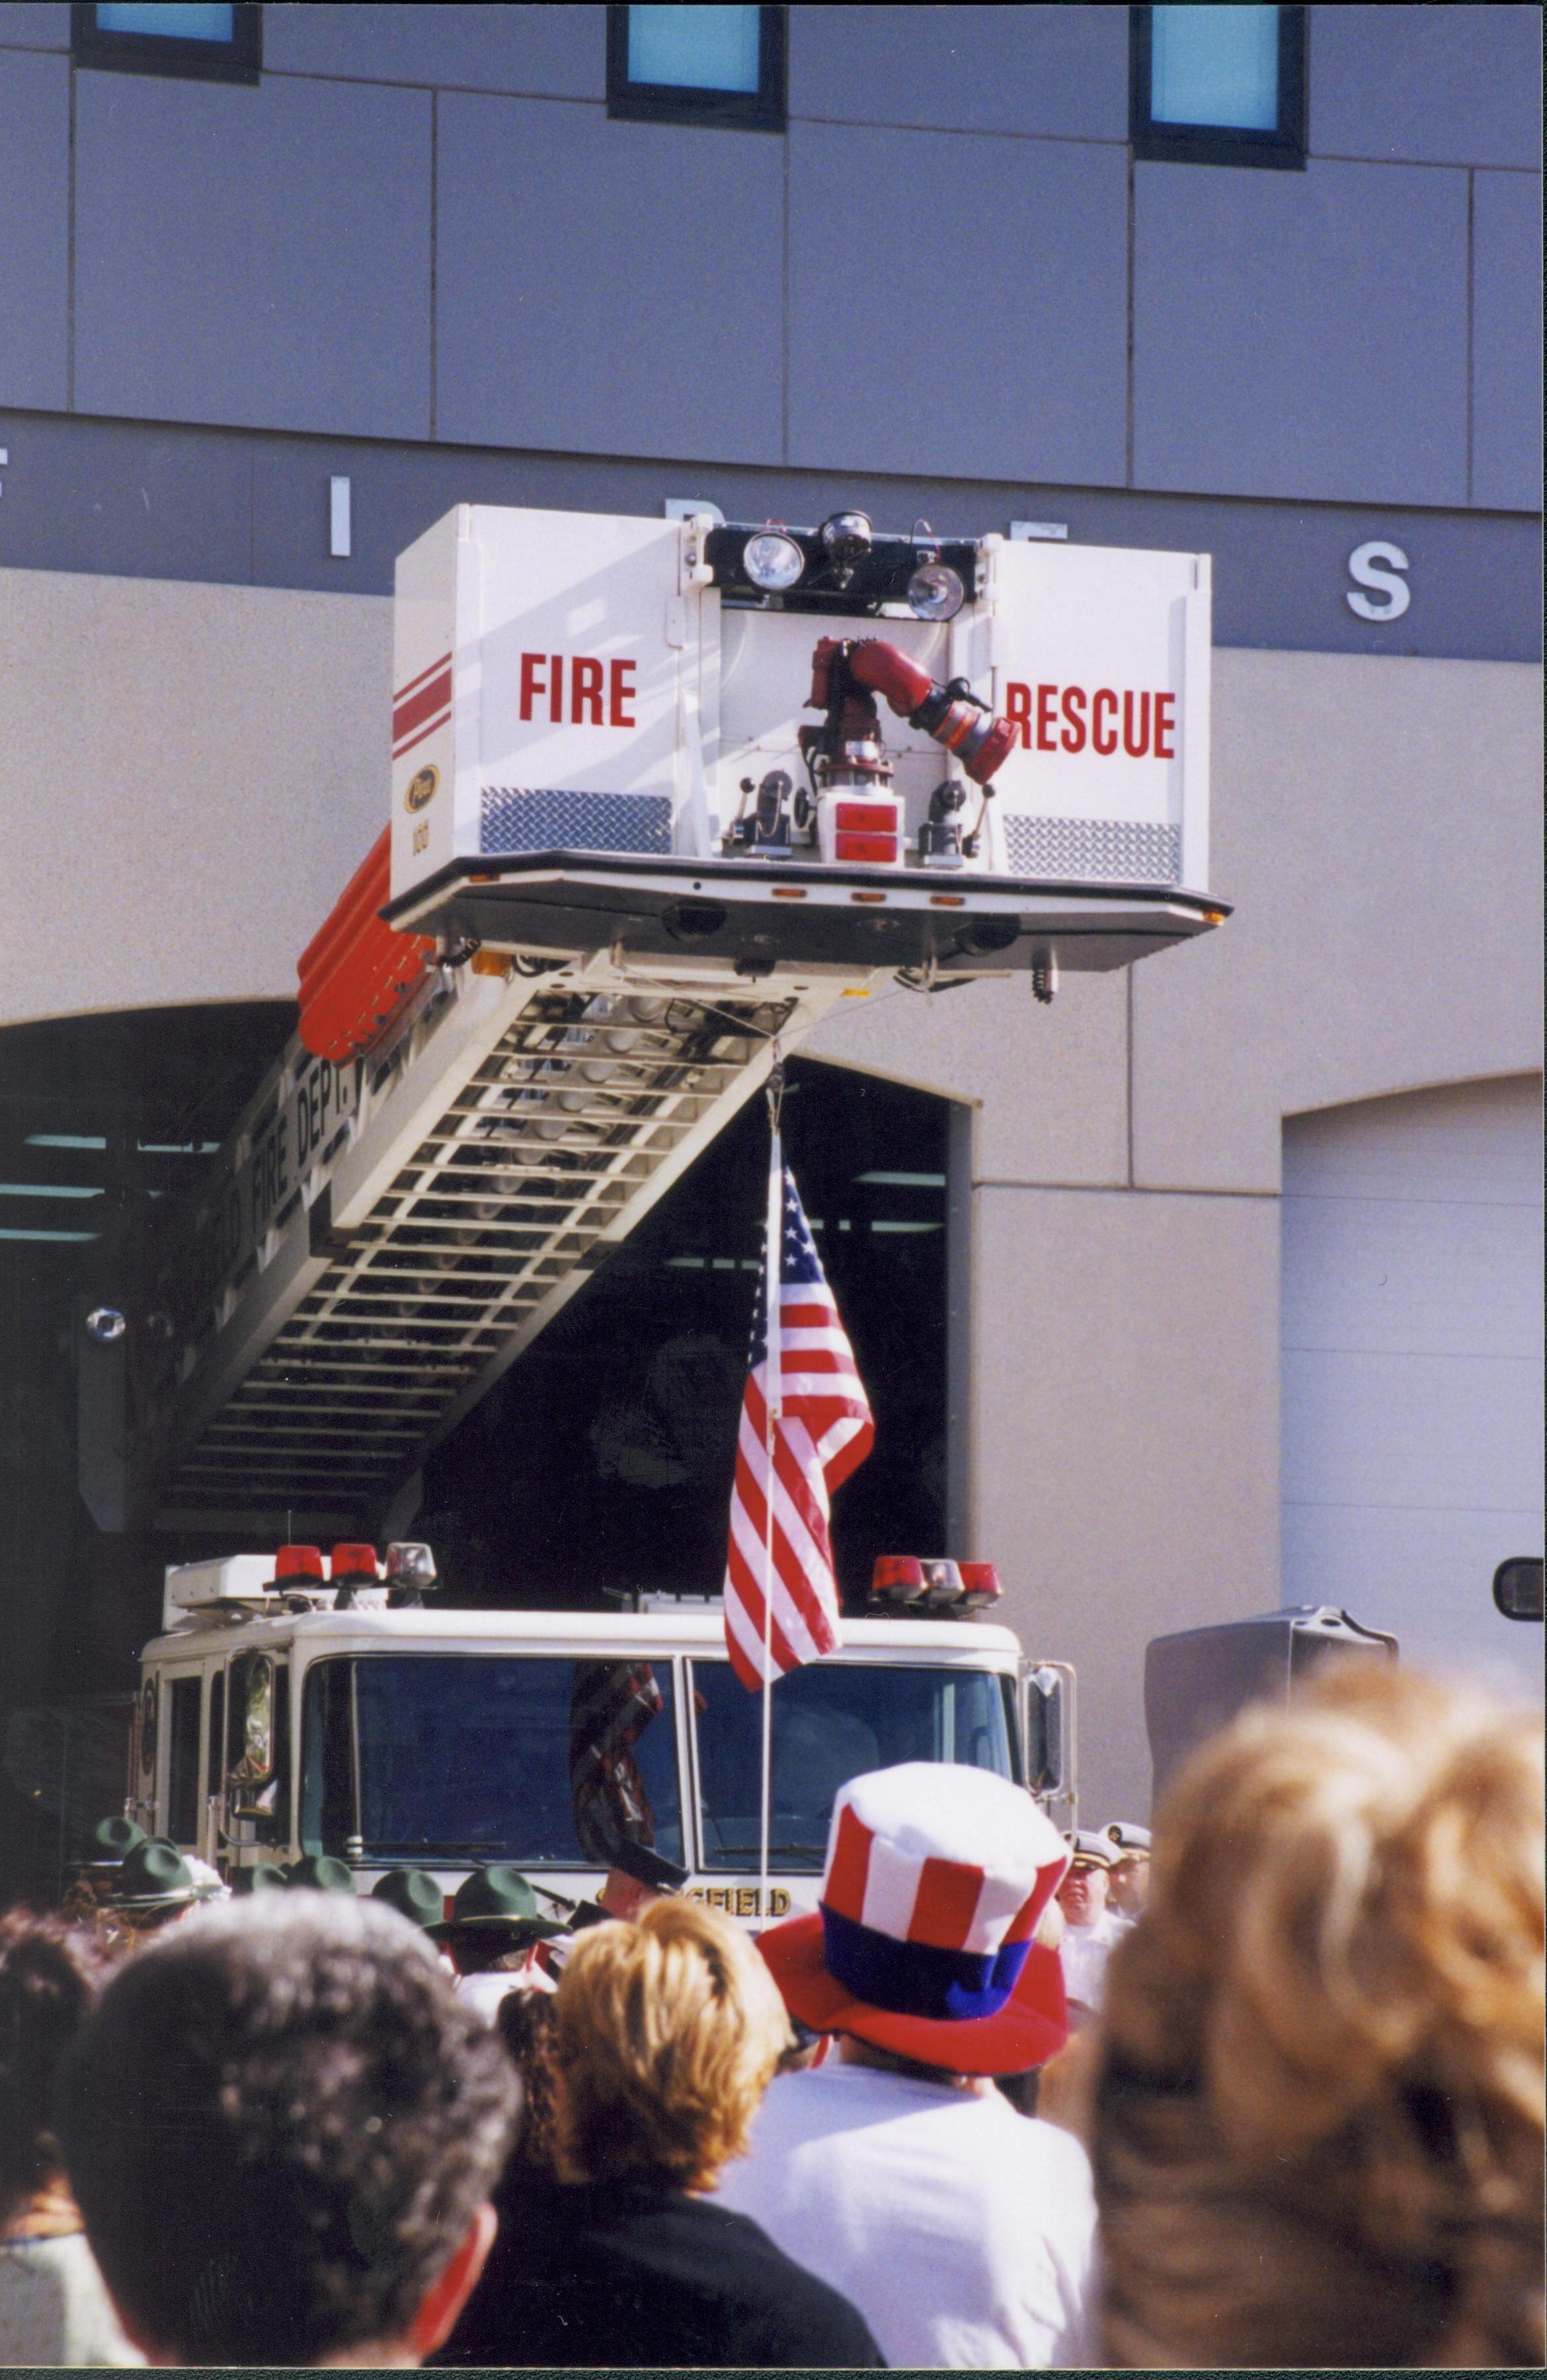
[0,51,69,410]
[0,4,1537,522]
[787,2,1128,139]
[73,73,432,438]
[1472,172,1544,512]
[435,95,783,461]
[262,2,606,96]
[1308,3,1542,171]
[787,122,1127,483]
[1132,159,1469,506]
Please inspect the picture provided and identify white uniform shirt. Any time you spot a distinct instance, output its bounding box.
[1058,1909,1127,2013]
[715,2061,1096,2369]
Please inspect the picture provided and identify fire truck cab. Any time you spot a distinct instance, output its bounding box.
[130,1552,1074,1924]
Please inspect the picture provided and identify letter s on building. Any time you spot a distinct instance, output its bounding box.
[1346,541,1411,623]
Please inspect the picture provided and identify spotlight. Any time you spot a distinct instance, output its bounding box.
[85,1307,126,1343]
[818,511,872,584]
[906,562,965,621]
[742,531,805,592]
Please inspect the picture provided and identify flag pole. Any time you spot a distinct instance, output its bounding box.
[758,1049,784,1923]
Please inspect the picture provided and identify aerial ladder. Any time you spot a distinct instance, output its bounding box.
[79,503,1221,1539]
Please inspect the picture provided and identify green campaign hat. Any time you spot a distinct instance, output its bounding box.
[109,1839,199,1911]
[233,1863,289,1894]
[372,1868,446,1929]
[430,1864,538,1932]
[85,1816,145,1865]
[284,1854,357,1895]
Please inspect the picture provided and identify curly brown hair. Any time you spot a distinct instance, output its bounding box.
[0,1911,112,2224]
[1091,1664,1545,2369]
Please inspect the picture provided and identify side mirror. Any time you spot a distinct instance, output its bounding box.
[1023,1662,1073,1800]
[1493,1556,1544,1622]
[227,1653,276,1785]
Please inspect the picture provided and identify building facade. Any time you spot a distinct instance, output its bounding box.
[0,3,1540,1833]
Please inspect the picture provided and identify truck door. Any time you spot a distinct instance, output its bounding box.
[161,1667,203,1852]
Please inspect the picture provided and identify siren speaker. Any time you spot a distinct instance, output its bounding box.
[1144,1606,1398,1805]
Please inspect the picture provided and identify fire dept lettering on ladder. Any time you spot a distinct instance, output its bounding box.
[518,653,637,729]
[1002,683,1177,760]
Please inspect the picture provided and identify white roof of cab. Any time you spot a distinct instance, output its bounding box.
[142,1603,1023,1670]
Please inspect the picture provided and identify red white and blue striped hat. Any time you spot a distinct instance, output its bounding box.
[758,1763,1071,2075]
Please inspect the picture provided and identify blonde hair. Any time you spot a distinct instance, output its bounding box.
[553,1898,790,2192]
[1091,1664,1544,2370]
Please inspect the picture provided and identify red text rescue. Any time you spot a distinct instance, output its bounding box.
[1004,682,1176,759]
[519,653,636,727]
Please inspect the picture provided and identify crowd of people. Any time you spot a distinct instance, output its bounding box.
[1,1664,1540,2369]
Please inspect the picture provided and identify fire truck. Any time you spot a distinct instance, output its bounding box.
[130,1548,1076,1919]
[91,500,1214,1908]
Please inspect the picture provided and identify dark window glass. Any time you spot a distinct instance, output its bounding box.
[71,2,262,85]
[206,1669,225,1797]
[692,1659,1013,1872]
[1130,5,1306,169]
[166,1676,202,1844]
[607,3,785,131]
[301,1656,682,1866]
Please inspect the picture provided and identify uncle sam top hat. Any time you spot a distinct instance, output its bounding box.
[758,1763,1070,2075]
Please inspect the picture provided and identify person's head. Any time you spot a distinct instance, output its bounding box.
[1091,1665,1544,2371]
[758,1761,1071,2078]
[1107,1854,1150,1918]
[58,1893,518,2367]
[1056,1834,1115,1927]
[553,1897,788,2192]
[0,1912,110,2224]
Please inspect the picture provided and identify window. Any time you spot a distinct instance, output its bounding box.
[165,1675,202,1845]
[1130,5,1305,169]
[71,3,261,85]
[692,1661,1017,1872]
[300,1657,684,1867]
[607,4,785,132]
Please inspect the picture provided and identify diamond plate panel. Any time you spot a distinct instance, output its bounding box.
[1004,816,1181,884]
[481,787,674,856]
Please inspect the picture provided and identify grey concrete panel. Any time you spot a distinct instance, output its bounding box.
[789,3,1129,141]
[1310,5,1542,171]
[803,971,1129,1187]
[0,52,68,411]
[0,5,67,48]
[789,123,1127,484]
[262,3,605,98]
[1132,650,1544,1193]
[1134,157,1469,507]
[435,95,783,463]
[74,73,432,440]
[974,1183,1281,1822]
[0,566,391,1026]
[2,411,1538,660]
[0,414,253,582]
[1472,171,1544,514]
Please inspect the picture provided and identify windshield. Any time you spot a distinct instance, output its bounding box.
[300,1656,682,1866]
[692,1660,1017,1871]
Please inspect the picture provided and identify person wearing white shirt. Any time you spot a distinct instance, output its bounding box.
[719,1762,1097,2369]
[1054,1833,1127,2021]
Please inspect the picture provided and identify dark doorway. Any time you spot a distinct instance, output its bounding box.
[418,1057,955,1610]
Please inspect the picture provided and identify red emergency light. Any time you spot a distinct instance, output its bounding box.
[273,1544,325,1583]
[330,1543,378,1585]
[298,828,435,1064]
[957,1562,1004,1612]
[867,1554,1004,1617]
[870,1556,929,1605]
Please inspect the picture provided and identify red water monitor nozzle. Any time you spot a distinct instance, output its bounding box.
[846,639,1017,785]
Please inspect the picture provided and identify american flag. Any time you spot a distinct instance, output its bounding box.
[567,1660,664,1862]
[723,1162,874,1690]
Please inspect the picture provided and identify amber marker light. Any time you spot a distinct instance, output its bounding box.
[771,886,807,898]
[929,893,966,907]
[852,891,887,904]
